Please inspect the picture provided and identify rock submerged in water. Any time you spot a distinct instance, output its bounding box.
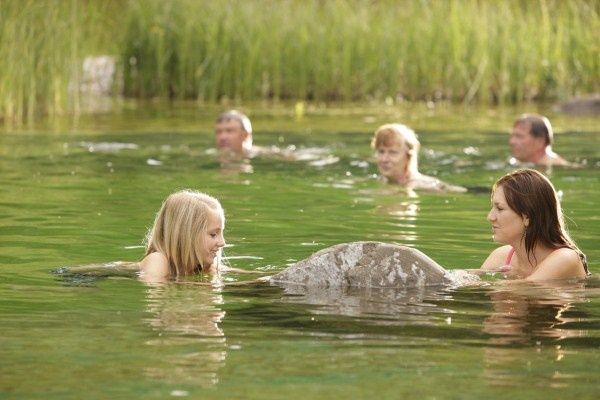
[270,241,476,288]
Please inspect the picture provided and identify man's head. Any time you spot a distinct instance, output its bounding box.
[215,110,253,155]
[509,114,553,163]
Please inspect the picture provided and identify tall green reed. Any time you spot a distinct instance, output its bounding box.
[120,0,599,104]
[1,0,598,126]
[0,0,121,127]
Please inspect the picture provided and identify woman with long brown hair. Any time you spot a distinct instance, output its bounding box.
[480,168,588,280]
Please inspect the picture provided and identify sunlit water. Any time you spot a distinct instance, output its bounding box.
[1,103,599,399]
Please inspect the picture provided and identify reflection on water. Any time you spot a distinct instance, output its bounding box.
[375,199,419,242]
[143,283,227,387]
[483,283,589,344]
[217,151,254,174]
[274,282,452,325]
[482,282,591,387]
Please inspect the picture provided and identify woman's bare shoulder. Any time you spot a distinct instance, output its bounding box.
[527,248,587,281]
[480,245,512,271]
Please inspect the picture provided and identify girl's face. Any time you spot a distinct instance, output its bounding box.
[376,139,409,181]
[201,213,226,268]
[487,185,528,245]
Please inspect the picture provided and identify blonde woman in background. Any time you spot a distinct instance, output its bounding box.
[371,123,466,192]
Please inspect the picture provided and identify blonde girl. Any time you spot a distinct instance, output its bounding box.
[140,190,226,280]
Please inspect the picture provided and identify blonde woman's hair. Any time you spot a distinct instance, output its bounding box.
[371,123,420,176]
[144,190,224,276]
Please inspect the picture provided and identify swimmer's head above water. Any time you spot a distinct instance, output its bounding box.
[142,190,226,278]
[371,123,420,184]
[509,114,569,166]
[215,110,253,156]
[370,123,466,192]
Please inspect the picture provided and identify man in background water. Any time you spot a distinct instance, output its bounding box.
[509,114,569,166]
[214,110,253,157]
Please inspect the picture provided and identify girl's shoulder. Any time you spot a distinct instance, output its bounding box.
[139,252,170,280]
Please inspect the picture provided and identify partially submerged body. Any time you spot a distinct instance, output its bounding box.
[481,244,587,281]
[399,172,467,193]
[372,123,466,193]
[54,260,265,285]
[480,169,588,282]
[509,114,573,167]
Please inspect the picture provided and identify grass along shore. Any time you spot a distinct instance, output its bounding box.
[1,0,598,126]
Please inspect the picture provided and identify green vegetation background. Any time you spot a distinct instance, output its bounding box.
[1,0,598,125]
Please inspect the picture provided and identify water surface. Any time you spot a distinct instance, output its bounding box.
[1,103,599,399]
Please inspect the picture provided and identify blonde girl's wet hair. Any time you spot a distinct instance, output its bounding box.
[371,123,420,176]
[144,190,225,277]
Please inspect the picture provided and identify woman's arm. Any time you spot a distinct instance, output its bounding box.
[221,266,271,274]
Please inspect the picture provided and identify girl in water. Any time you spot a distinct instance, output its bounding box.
[139,189,226,281]
[480,168,588,281]
[371,123,466,192]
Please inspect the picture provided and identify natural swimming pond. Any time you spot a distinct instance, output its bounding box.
[1,103,599,399]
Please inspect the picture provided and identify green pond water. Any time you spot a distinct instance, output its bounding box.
[1,103,599,399]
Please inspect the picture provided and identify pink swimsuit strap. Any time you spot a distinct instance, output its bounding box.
[504,247,515,266]
[501,247,515,272]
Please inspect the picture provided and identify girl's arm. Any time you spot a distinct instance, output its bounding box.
[221,266,271,274]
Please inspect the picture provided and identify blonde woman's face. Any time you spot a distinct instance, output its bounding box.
[376,140,409,181]
[201,213,226,268]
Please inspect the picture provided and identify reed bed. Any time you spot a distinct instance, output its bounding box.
[1,0,598,125]
[0,0,120,126]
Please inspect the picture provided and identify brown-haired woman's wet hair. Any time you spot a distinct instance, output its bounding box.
[493,169,588,273]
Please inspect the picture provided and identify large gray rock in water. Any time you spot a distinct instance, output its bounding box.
[270,241,468,288]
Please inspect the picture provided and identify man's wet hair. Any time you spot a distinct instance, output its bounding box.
[216,110,252,135]
[514,114,553,146]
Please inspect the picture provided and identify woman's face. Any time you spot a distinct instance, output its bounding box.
[376,139,409,181]
[200,213,226,268]
[487,185,528,244]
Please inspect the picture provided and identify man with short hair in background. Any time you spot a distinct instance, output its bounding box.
[215,110,253,157]
[509,114,569,166]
